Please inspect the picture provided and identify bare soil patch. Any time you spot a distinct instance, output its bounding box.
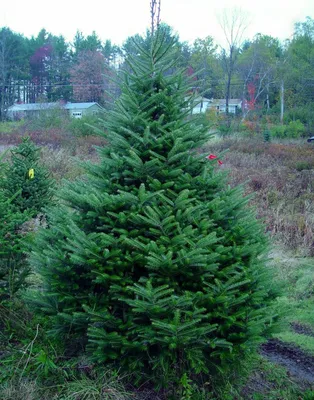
[261,339,314,386]
[240,370,279,399]
[291,322,314,338]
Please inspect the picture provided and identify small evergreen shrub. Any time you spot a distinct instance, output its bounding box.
[217,115,232,136]
[0,152,31,302]
[3,137,54,216]
[263,129,271,143]
[29,31,277,388]
[0,195,31,301]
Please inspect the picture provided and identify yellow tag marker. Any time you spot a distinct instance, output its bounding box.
[28,168,35,179]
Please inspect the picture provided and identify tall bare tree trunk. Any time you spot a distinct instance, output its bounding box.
[219,8,248,126]
[225,47,234,116]
[266,83,270,112]
[280,80,284,124]
[150,0,161,35]
[0,34,7,120]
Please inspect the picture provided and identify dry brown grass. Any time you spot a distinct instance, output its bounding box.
[0,122,106,152]
[0,379,59,400]
[3,129,313,254]
[0,125,104,182]
[207,138,314,254]
[40,146,100,183]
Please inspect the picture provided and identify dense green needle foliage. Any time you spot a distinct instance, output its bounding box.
[0,195,31,302]
[3,137,54,216]
[0,152,31,301]
[29,30,277,386]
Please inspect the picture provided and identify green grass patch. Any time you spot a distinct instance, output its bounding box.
[0,120,25,134]
[271,255,314,353]
[235,356,308,400]
[275,331,314,355]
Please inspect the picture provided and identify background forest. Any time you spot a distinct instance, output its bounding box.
[0,16,314,133]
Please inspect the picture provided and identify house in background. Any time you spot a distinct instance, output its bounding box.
[208,99,247,115]
[191,96,212,114]
[190,97,247,115]
[64,102,104,118]
[7,102,104,120]
[7,102,58,120]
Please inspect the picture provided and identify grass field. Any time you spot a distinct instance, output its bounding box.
[1,129,314,399]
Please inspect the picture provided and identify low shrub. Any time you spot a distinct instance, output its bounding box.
[28,107,70,131]
[286,120,305,138]
[270,120,305,139]
[0,120,26,134]
[284,104,314,134]
[240,119,262,136]
[270,124,286,138]
[68,114,105,137]
[295,161,314,171]
[204,108,219,126]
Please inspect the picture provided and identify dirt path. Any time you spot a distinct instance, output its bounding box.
[261,338,314,385]
[291,322,314,338]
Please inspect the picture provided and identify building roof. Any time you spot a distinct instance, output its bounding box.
[210,99,242,106]
[65,102,101,110]
[8,103,59,112]
[193,96,211,102]
[8,102,102,112]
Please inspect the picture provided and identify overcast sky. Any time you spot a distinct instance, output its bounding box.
[1,0,313,46]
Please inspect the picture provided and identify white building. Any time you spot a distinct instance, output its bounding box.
[189,97,246,115]
[7,102,104,120]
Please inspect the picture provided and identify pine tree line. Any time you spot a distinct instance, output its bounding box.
[1,17,314,129]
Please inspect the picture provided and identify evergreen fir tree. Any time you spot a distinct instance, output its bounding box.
[29,30,277,386]
[3,137,54,217]
[0,194,31,301]
[0,152,31,301]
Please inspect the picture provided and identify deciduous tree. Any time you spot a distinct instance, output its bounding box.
[237,34,282,117]
[70,50,107,104]
[219,8,248,116]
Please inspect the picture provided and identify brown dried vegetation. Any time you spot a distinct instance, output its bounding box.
[208,138,314,254]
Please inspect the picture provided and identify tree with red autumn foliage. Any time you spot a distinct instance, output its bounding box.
[247,81,256,111]
[30,43,53,102]
[70,50,108,104]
